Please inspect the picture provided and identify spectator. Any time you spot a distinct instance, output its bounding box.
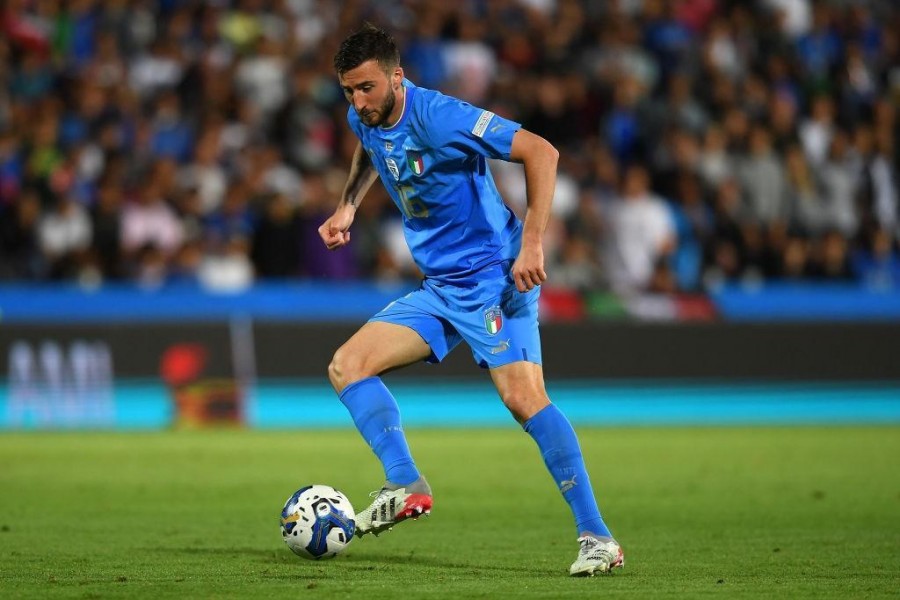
[0,189,42,279]
[603,74,645,164]
[862,131,899,242]
[667,171,712,291]
[0,0,896,298]
[273,66,339,172]
[37,194,92,279]
[90,178,124,280]
[703,16,743,80]
[202,181,255,247]
[297,171,358,280]
[128,36,184,98]
[799,95,835,166]
[442,16,496,104]
[785,144,827,236]
[234,35,289,127]
[697,125,732,188]
[603,164,676,294]
[402,12,448,90]
[584,16,659,93]
[818,130,861,237]
[551,234,605,292]
[808,229,855,281]
[795,2,842,84]
[853,227,900,288]
[736,125,788,228]
[765,0,812,40]
[178,130,227,216]
[0,129,24,206]
[120,180,184,261]
[704,178,749,285]
[150,91,193,162]
[197,234,254,292]
[10,51,54,102]
[251,193,302,278]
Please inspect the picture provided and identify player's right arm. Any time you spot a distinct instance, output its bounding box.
[318,142,379,250]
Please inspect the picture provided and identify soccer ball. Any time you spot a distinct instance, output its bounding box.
[280,484,356,560]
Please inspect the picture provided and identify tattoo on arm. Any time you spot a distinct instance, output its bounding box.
[341,144,377,210]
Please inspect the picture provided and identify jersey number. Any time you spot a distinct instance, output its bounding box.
[396,185,429,219]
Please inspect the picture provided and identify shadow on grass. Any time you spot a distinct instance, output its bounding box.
[147,546,277,557]
[148,546,559,577]
[339,551,557,576]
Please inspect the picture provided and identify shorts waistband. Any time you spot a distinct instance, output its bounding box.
[427,260,512,286]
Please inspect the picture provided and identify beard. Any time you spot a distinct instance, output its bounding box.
[359,89,396,127]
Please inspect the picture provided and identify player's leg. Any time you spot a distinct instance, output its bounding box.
[490,362,623,575]
[329,320,431,487]
[330,290,461,537]
[490,362,616,540]
[330,321,434,537]
[329,320,433,391]
[453,269,622,575]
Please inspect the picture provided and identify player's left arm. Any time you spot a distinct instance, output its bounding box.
[508,128,559,293]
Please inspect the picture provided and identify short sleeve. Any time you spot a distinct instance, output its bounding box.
[419,93,521,160]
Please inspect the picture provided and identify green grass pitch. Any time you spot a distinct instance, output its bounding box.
[1,426,898,598]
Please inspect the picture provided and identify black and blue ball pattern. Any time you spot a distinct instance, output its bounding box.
[280,485,356,559]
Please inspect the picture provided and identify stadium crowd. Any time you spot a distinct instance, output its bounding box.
[0,0,898,295]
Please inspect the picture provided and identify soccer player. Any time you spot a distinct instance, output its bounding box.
[319,24,623,576]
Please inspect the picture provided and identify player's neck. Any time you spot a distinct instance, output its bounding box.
[382,86,407,130]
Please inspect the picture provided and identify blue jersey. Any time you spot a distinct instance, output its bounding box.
[347,79,523,282]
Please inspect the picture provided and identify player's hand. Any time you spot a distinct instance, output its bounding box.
[318,205,355,250]
[511,243,547,292]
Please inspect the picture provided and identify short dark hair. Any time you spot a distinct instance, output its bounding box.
[333,23,400,75]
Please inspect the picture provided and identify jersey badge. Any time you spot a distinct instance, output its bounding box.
[384,141,394,152]
[484,306,503,336]
[385,157,400,180]
[406,150,425,176]
[472,110,495,138]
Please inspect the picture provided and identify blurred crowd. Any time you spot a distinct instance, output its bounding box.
[1,0,899,294]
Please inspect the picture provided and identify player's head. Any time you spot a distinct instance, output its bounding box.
[334,24,404,128]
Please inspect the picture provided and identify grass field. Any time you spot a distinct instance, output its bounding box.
[1,427,898,598]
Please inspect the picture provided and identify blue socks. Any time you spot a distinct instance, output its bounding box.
[339,376,420,486]
[524,404,613,538]
[339,379,610,537]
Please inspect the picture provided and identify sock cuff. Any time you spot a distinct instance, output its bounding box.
[338,376,382,404]
[522,403,558,433]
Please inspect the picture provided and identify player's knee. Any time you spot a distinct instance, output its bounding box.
[327,347,370,393]
[327,350,351,392]
[501,386,550,424]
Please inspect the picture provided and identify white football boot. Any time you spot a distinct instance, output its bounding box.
[569,535,625,576]
[355,476,433,538]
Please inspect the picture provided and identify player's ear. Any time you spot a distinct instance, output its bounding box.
[392,67,404,90]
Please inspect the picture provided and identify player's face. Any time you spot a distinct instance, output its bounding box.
[339,60,403,127]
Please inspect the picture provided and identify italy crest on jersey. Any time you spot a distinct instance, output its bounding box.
[484,307,503,335]
[406,150,425,176]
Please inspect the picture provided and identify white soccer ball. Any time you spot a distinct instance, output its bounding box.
[280,484,356,560]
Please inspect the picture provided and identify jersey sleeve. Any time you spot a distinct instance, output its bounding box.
[419,92,521,160]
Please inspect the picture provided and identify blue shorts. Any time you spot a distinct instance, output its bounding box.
[369,262,542,369]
